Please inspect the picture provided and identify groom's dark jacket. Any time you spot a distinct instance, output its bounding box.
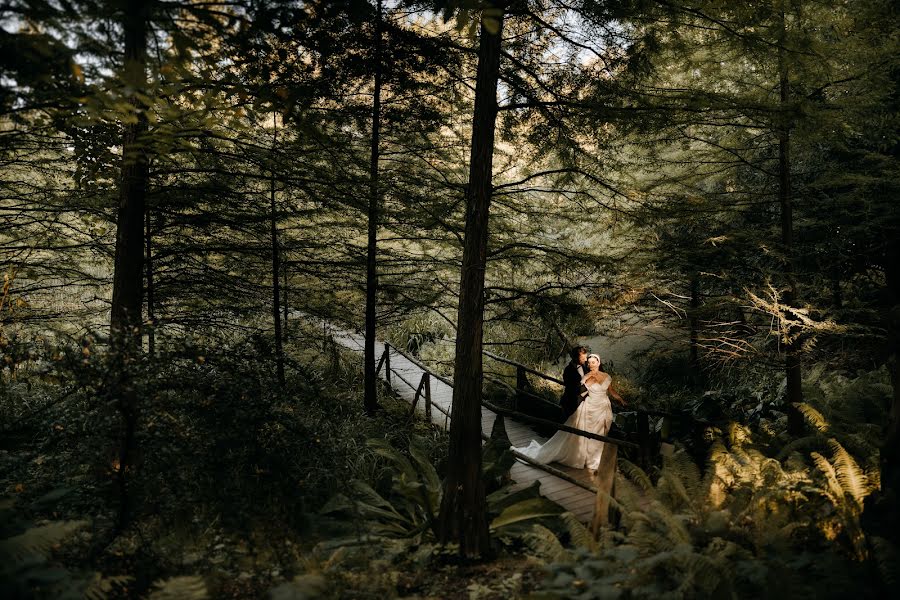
[560,361,588,420]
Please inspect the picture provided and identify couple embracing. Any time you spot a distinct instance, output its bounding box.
[515,346,626,472]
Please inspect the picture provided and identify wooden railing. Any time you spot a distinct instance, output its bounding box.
[480,350,709,468]
[373,342,648,532]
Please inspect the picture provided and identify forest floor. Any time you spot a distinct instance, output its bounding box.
[0,342,558,599]
[2,426,552,599]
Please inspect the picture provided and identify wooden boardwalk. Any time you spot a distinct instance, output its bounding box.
[328,325,599,523]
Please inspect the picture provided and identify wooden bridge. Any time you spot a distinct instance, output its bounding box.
[325,323,646,529]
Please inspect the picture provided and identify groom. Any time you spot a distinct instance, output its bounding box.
[560,346,589,420]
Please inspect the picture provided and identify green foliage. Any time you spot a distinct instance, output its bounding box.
[0,493,136,600]
[809,439,877,561]
[321,436,442,538]
[0,515,89,599]
[537,418,888,599]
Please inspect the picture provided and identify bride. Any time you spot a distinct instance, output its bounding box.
[514,353,625,471]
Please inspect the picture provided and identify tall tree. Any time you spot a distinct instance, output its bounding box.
[364,0,384,415]
[437,3,506,557]
[270,113,285,385]
[776,0,803,435]
[110,0,150,340]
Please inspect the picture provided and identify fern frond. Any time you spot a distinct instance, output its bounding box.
[867,467,881,491]
[776,434,829,460]
[810,451,842,506]
[645,499,691,546]
[827,439,872,506]
[520,523,570,563]
[0,520,87,564]
[618,459,653,492]
[796,403,829,432]
[84,573,133,600]
[727,423,752,447]
[148,576,208,600]
[679,548,728,595]
[560,512,597,552]
[667,452,702,499]
[659,469,695,513]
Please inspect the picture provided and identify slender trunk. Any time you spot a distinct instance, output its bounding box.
[830,272,843,309]
[111,0,149,338]
[364,0,383,415]
[436,9,505,558]
[146,205,154,357]
[270,113,285,386]
[283,263,289,340]
[778,3,804,435]
[689,274,700,382]
[877,250,900,538]
[111,0,149,530]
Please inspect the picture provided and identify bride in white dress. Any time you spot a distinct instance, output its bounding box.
[514,354,625,471]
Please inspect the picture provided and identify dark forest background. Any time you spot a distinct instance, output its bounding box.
[1,0,899,597]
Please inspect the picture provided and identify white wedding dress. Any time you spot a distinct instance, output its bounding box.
[514,375,614,470]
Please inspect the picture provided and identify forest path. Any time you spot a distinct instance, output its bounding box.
[325,323,598,523]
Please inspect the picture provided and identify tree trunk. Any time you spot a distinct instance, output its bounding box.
[111,0,149,339]
[874,247,900,540]
[111,0,149,530]
[436,9,504,558]
[146,205,155,357]
[689,273,700,381]
[778,5,804,436]
[364,0,384,416]
[270,113,285,386]
[283,262,289,340]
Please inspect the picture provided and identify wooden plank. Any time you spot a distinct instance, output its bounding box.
[327,323,610,527]
[536,477,576,494]
[544,485,588,502]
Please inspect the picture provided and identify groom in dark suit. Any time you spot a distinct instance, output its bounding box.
[561,346,589,420]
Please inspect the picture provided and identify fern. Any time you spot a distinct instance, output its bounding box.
[810,439,875,560]
[148,575,209,600]
[560,512,597,552]
[796,402,829,432]
[827,439,873,506]
[617,459,653,492]
[0,520,87,564]
[517,523,571,562]
[83,574,133,600]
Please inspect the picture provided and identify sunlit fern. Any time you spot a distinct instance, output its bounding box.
[598,439,824,596]
[810,438,876,560]
[788,365,890,466]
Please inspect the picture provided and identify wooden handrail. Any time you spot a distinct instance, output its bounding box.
[483,350,564,385]
[374,343,615,500]
[482,399,639,450]
[484,373,565,412]
[484,348,702,424]
[386,343,638,450]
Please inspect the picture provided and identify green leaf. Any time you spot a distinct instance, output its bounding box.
[490,497,565,530]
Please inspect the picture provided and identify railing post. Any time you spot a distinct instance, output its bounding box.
[384,343,391,386]
[516,365,527,410]
[424,372,432,423]
[375,347,387,377]
[637,410,650,469]
[591,443,618,536]
[410,372,427,420]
